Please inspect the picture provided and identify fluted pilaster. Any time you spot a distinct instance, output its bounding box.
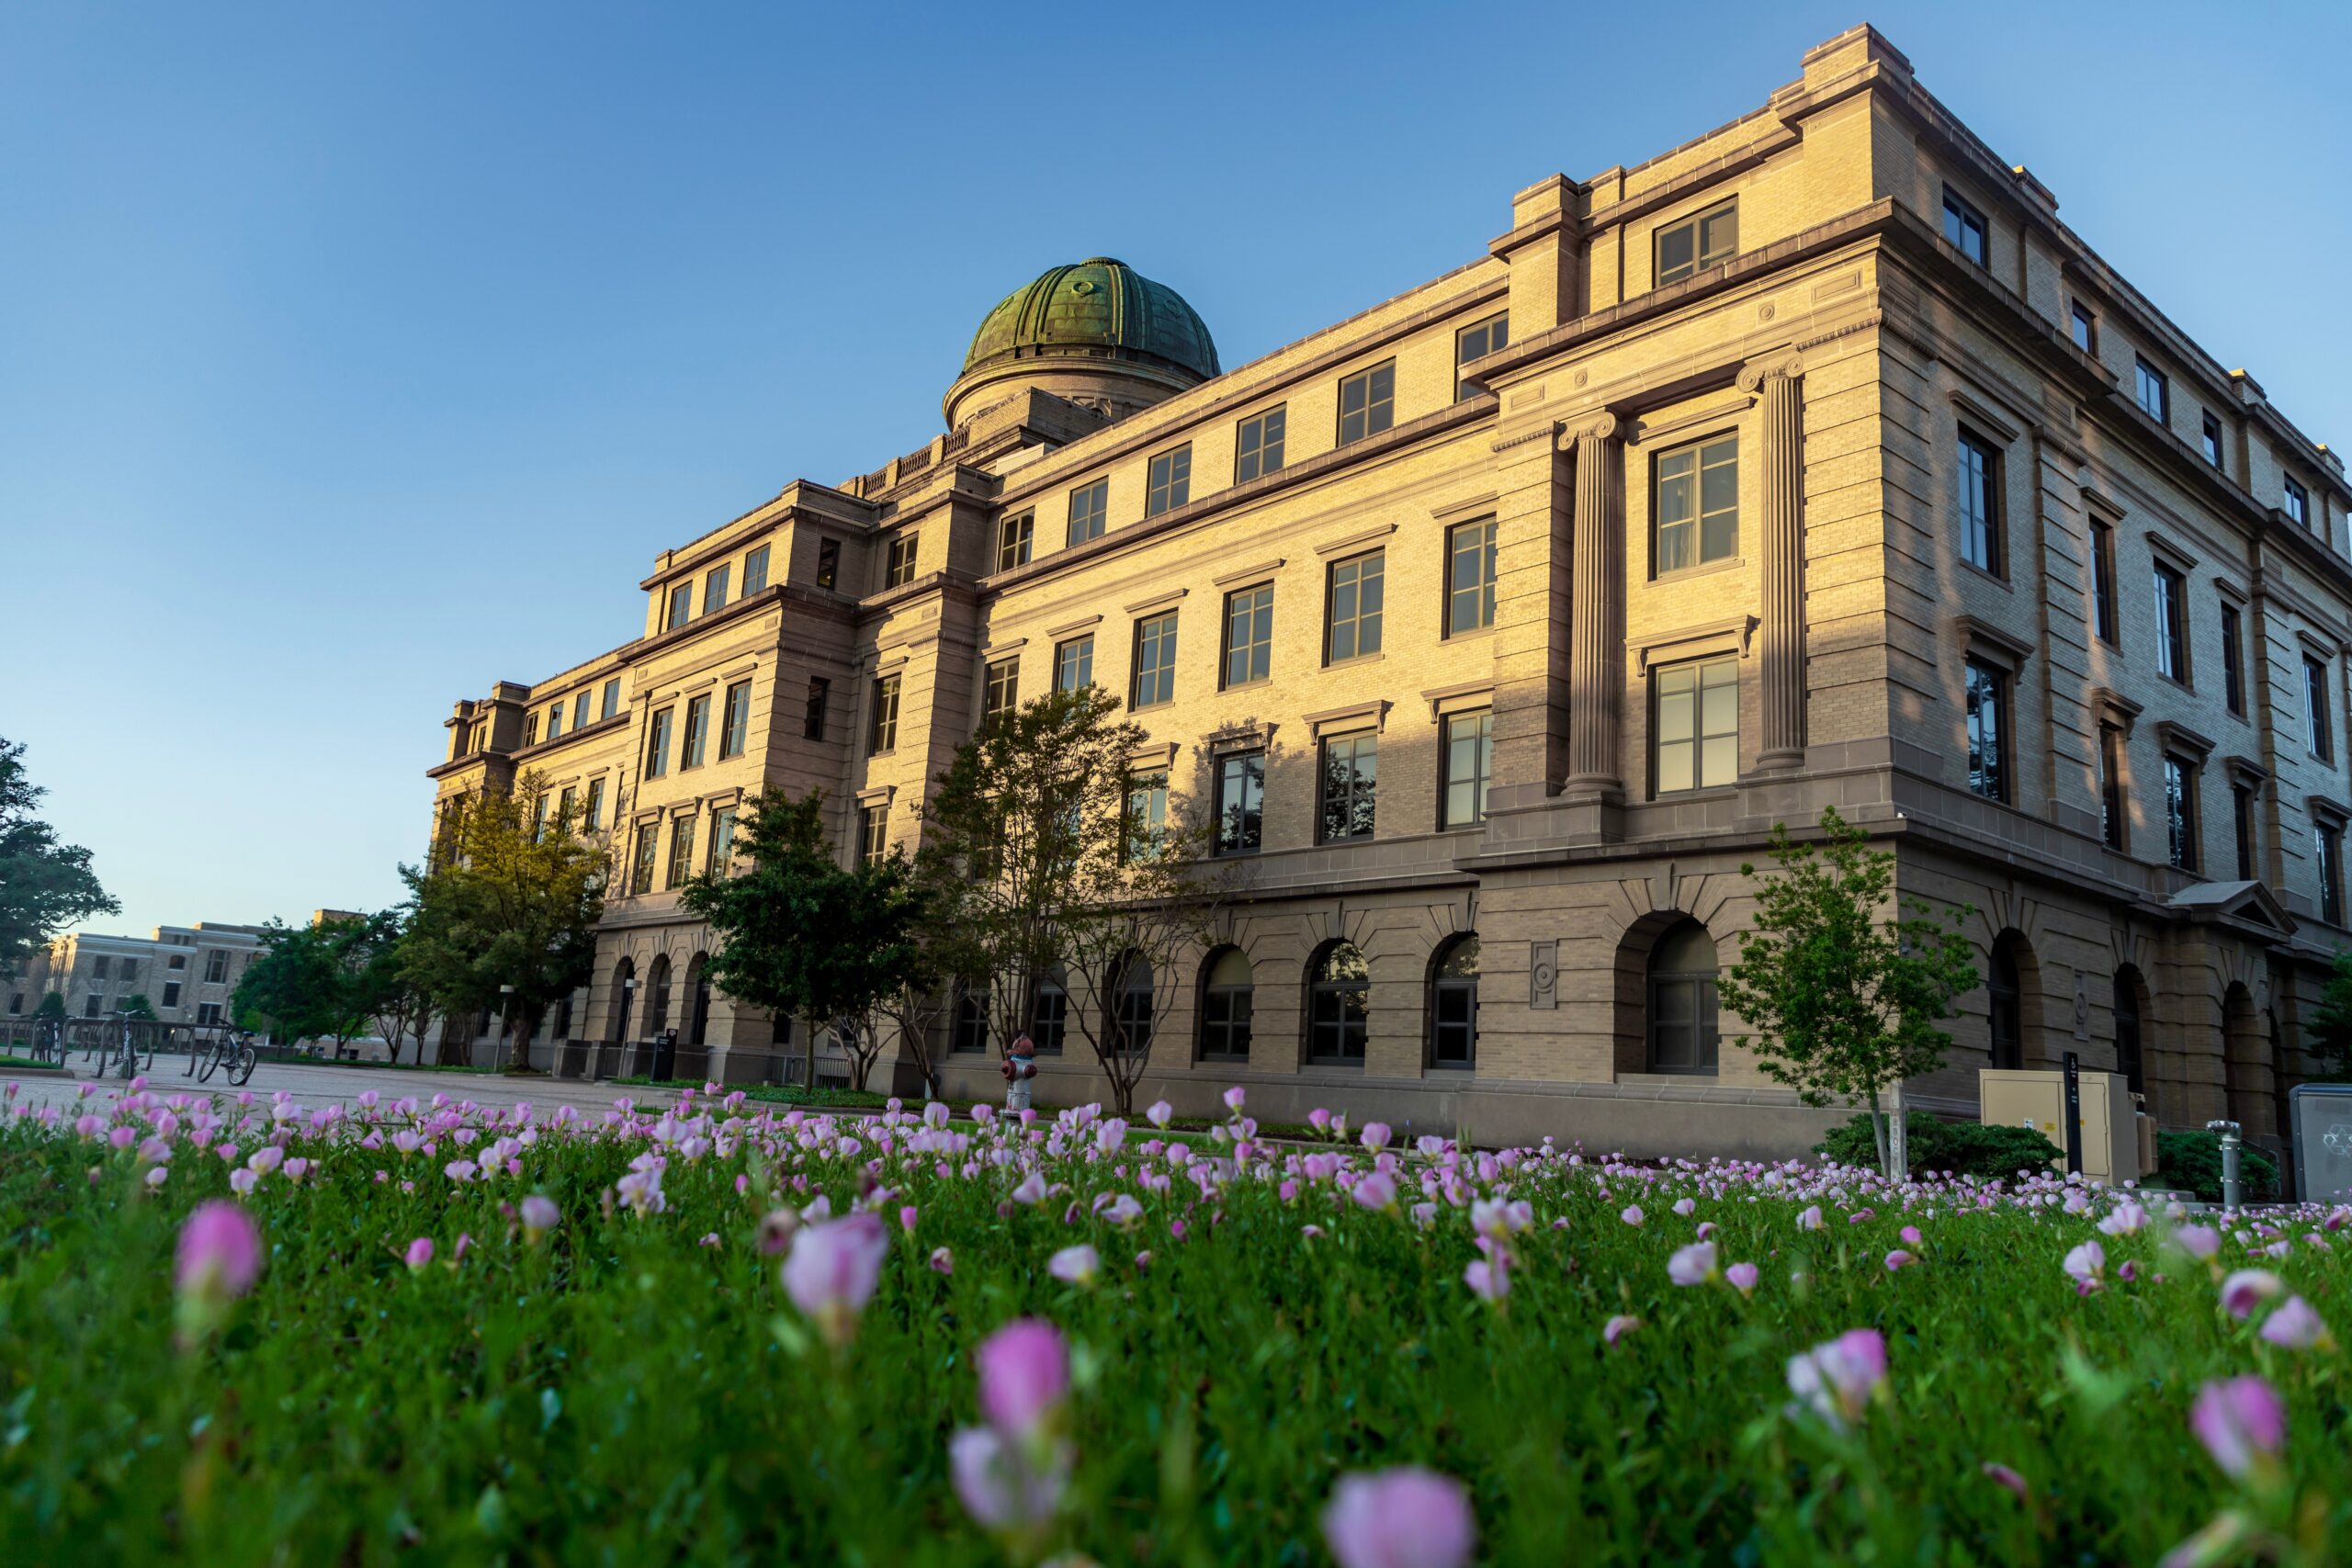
[1563,413,1623,799]
[1743,355,1807,771]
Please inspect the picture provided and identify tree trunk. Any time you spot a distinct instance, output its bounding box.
[1886,1080,1908,1180]
[1867,1087,1888,1179]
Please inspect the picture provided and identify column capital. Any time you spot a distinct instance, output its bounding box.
[1736,352,1806,393]
[1553,411,1621,452]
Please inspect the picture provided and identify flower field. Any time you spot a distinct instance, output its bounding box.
[2,1078,2346,1566]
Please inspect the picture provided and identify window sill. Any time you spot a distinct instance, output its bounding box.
[1221,676,1272,694]
[1441,624,1497,643]
[1323,652,1385,670]
[1650,557,1745,586]
[1652,784,1739,803]
[1960,559,2012,592]
[1306,1058,1365,1070]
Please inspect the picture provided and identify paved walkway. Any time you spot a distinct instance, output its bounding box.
[4,1056,682,1121]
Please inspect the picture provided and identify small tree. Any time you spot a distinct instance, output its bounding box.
[2307,949,2352,1082]
[679,787,930,1092]
[921,686,1227,1118]
[351,908,437,1064]
[0,738,119,982]
[399,775,606,1068]
[1716,807,1980,1180]
[119,993,156,1021]
[32,991,66,1024]
[233,916,373,1047]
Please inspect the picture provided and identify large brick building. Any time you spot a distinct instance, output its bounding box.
[428,25,2350,1160]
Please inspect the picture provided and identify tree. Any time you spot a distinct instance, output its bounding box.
[119,993,156,1021]
[679,786,932,1091]
[1715,807,1980,1180]
[2308,949,2352,1081]
[0,739,119,981]
[32,991,66,1024]
[398,774,606,1068]
[232,916,374,1047]
[920,686,1228,1118]
[353,909,439,1066]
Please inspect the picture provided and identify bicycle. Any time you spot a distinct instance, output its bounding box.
[194,1028,257,1087]
[28,1020,68,1067]
[97,1013,140,1080]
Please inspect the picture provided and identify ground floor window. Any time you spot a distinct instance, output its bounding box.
[1646,922,1719,1074]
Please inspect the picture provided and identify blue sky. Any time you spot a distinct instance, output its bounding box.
[6,2,2347,937]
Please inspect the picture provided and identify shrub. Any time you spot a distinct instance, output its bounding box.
[1815,1113,2063,1179]
[2154,1129,2279,1201]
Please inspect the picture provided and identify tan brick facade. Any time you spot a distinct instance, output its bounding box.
[426,26,2351,1163]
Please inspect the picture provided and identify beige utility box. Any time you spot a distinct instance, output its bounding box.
[1978,1068,2144,1185]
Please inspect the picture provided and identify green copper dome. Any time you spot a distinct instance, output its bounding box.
[960,258,1219,383]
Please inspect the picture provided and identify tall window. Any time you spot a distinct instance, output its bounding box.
[859,804,889,867]
[995,513,1034,573]
[2134,357,2169,422]
[1318,733,1378,842]
[1198,949,1253,1061]
[1657,198,1737,284]
[1235,408,1285,482]
[703,564,730,615]
[1131,612,1179,708]
[1957,428,2001,573]
[2233,783,2257,882]
[602,678,622,720]
[1146,446,1192,516]
[1963,658,2008,803]
[558,786,577,830]
[1442,711,1493,829]
[1646,923,1720,1074]
[1029,967,1068,1055]
[952,985,989,1055]
[1055,635,1094,693]
[884,532,918,588]
[1325,551,1385,662]
[2305,656,2334,761]
[815,537,840,590]
[1941,187,1987,265]
[708,807,738,874]
[1110,957,1154,1055]
[533,793,550,841]
[631,825,658,895]
[719,680,751,759]
[573,691,591,731]
[1215,750,1264,855]
[2201,413,2224,471]
[583,778,605,833]
[2221,604,2246,716]
[2069,300,2096,351]
[868,674,899,754]
[1068,479,1109,546]
[1337,361,1395,445]
[645,707,673,779]
[1125,773,1169,863]
[1222,585,1272,688]
[2154,562,2189,682]
[525,713,539,748]
[1306,943,1370,1064]
[1445,518,1497,636]
[2164,755,2199,871]
[1430,936,1478,1068]
[681,694,710,770]
[2285,478,2311,527]
[666,816,697,888]
[666,582,693,630]
[2098,727,2125,851]
[2114,969,2145,1096]
[545,703,563,741]
[1655,434,1738,574]
[804,677,830,742]
[1454,312,1508,399]
[2089,520,2119,644]
[2319,822,2346,926]
[741,543,769,595]
[1655,657,1738,795]
[982,658,1020,719]
[1987,939,2022,1069]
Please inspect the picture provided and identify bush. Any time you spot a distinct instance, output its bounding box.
[2154,1129,2279,1201]
[1816,1112,2063,1179]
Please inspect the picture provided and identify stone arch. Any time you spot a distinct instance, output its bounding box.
[2222,981,2269,1144]
[1986,929,2041,1070]
[1611,911,1722,1077]
[1303,939,1369,1066]
[684,952,712,1047]
[1426,932,1479,1071]
[643,953,673,1038]
[2112,963,2151,1108]
[1195,944,1253,1064]
[605,954,637,1044]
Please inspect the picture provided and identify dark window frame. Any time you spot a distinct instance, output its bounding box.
[868,673,900,756]
[2089,519,2120,645]
[1221,584,1273,689]
[2069,299,2097,352]
[1214,750,1265,856]
[2220,602,2246,716]
[2135,357,2170,423]
[1443,517,1498,637]
[1429,935,1479,1069]
[2201,412,2225,471]
[1197,948,1254,1063]
[680,693,710,770]
[2098,724,2125,852]
[1963,656,2010,804]
[1145,445,1193,517]
[858,803,889,867]
[1317,731,1378,844]
[2163,754,2199,872]
[1336,361,1396,446]
[1324,550,1385,664]
[1067,479,1110,547]
[1306,942,1370,1066]
[1656,197,1738,285]
[1956,426,2004,576]
[1130,611,1179,710]
[1941,186,1988,265]
[803,677,830,742]
[1653,655,1739,796]
[1441,709,1493,829]
[1054,635,1094,694]
[741,543,770,595]
[1453,312,1509,400]
[982,657,1019,720]
[1652,433,1739,577]
[995,512,1035,574]
[2285,477,2311,527]
[1235,406,1286,483]
[883,532,919,589]
[719,679,752,760]
[645,707,674,779]
[1645,922,1721,1075]
[2304,655,2334,762]
[2154,559,2191,684]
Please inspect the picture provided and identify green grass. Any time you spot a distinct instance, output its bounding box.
[1,1089,2344,1565]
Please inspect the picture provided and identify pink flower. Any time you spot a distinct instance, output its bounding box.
[1667,1241,1717,1286]
[1351,1172,1398,1213]
[1883,1249,1916,1272]
[1620,1205,1644,1227]
[2171,1224,2222,1261]
[1360,1122,1392,1153]
[1146,1100,1173,1128]
[1321,1467,1476,1568]
[782,1213,890,1347]
[950,1426,1069,1535]
[929,1246,955,1276]
[1795,1205,1824,1232]
[1980,1461,2029,1502]
[2188,1376,2285,1481]
[519,1195,560,1235]
[977,1318,1069,1438]
[1046,1244,1099,1287]
[899,1205,920,1234]
[2257,1295,2330,1351]
[1464,1255,1510,1303]
[2063,1240,2104,1292]
[144,1165,169,1190]
[228,1168,258,1196]
[2220,1269,2281,1319]
[1012,1171,1048,1206]
[1785,1329,1887,1428]
[1724,1261,1759,1296]
[1603,1314,1641,1346]
[1899,1224,1922,1246]
[1222,1087,1247,1113]
[175,1201,262,1305]
[2098,1199,2149,1236]
[1671,1197,1696,1217]
[404,1237,435,1271]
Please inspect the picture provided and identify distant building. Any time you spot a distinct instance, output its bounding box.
[7,923,268,1025]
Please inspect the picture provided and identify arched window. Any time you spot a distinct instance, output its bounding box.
[1029,965,1068,1055]
[952,982,989,1055]
[1307,942,1370,1064]
[552,993,573,1040]
[644,954,673,1038]
[685,953,712,1046]
[1199,948,1253,1062]
[1430,935,1479,1068]
[1646,922,1719,1074]
[1111,954,1154,1055]
[2113,965,2144,1096]
[607,957,637,1043]
[1988,937,2023,1069]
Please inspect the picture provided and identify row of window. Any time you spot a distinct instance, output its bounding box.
[661,544,774,633]
[986,315,1510,571]
[627,803,741,896]
[83,950,235,985]
[642,680,755,779]
[523,677,625,752]
[1202,709,1495,854]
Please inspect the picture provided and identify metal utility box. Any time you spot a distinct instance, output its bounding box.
[1979,1067,2143,1185]
[2290,1083,2352,1203]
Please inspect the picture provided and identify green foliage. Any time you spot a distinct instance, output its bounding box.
[2154,1130,2280,1201]
[1717,807,1980,1178]
[1816,1113,2063,1179]
[232,916,375,1045]
[2306,948,2352,1080]
[31,992,66,1023]
[118,994,155,1021]
[0,737,119,981]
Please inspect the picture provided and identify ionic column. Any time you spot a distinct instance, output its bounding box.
[1563,413,1623,799]
[1743,355,1808,771]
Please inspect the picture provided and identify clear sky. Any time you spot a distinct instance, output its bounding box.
[6,1,2348,939]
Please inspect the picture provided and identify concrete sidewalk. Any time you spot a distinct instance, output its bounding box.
[3,1056,685,1121]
